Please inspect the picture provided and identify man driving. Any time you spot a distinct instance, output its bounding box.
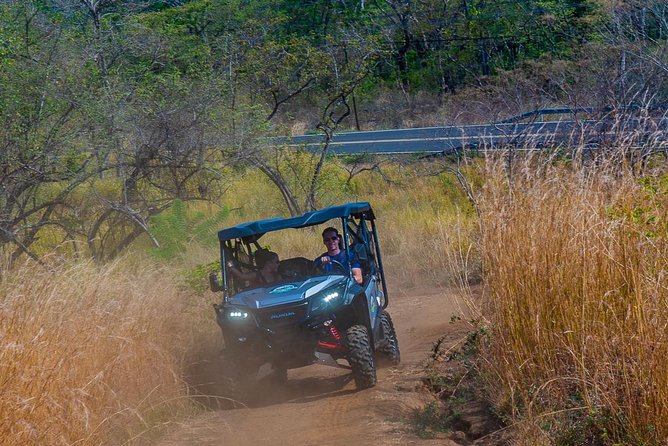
[314,227,363,285]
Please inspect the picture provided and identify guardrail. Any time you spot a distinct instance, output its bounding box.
[496,107,598,123]
[272,111,667,155]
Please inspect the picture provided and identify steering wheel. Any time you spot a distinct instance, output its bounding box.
[321,259,347,275]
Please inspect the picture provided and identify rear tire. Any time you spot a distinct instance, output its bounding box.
[345,325,377,389]
[377,311,401,366]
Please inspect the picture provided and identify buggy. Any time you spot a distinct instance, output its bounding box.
[209,202,400,391]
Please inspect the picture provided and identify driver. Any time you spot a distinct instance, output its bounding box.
[314,227,363,285]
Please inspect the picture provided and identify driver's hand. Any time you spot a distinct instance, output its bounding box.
[320,256,331,264]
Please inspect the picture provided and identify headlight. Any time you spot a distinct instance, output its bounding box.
[227,307,249,320]
[322,291,340,304]
[311,284,346,313]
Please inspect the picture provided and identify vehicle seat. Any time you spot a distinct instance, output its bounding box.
[278,257,313,280]
[351,243,375,278]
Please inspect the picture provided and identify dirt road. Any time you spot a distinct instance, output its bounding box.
[157,287,470,446]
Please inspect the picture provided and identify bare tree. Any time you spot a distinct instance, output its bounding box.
[223,37,382,216]
[602,0,668,108]
[0,4,104,263]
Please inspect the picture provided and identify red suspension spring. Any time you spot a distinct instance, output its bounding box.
[328,325,342,341]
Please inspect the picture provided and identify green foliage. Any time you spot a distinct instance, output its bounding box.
[412,401,454,439]
[184,259,221,294]
[553,406,614,446]
[606,175,668,239]
[149,200,230,260]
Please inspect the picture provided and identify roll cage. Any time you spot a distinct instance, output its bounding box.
[212,202,389,307]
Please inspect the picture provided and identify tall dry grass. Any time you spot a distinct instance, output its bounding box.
[0,256,212,445]
[478,153,668,444]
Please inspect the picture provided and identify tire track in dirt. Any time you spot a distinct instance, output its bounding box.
[156,287,470,446]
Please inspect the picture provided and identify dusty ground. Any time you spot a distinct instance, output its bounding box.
[156,287,498,446]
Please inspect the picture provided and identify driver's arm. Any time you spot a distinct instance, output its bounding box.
[227,261,257,281]
[352,267,363,285]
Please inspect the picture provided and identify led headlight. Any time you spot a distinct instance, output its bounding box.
[311,283,347,313]
[227,307,249,320]
[322,291,340,304]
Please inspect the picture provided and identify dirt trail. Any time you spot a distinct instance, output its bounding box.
[157,287,470,446]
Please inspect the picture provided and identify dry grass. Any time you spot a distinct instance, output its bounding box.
[0,256,212,446]
[477,152,668,444]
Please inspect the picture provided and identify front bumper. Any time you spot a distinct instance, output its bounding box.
[215,302,347,368]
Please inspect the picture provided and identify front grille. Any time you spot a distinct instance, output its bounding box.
[255,302,309,328]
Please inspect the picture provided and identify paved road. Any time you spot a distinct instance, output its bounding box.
[273,117,667,155]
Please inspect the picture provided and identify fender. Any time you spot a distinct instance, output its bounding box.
[350,293,375,345]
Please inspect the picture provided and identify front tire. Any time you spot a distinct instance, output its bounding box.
[269,366,288,385]
[377,311,401,366]
[219,350,254,404]
[345,325,377,389]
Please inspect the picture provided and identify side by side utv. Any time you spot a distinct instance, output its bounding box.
[209,202,400,391]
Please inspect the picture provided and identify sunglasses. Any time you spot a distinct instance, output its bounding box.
[323,236,339,242]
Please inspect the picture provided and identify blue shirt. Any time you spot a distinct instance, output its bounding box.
[314,250,361,273]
